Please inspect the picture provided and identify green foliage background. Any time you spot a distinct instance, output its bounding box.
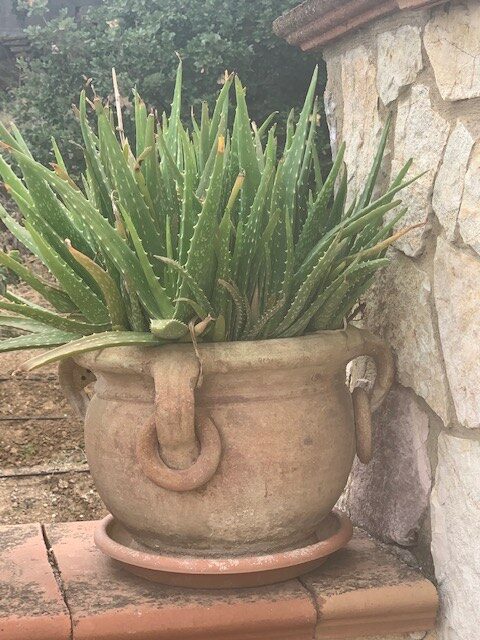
[3,0,327,171]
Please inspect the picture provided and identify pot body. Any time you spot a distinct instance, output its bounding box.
[72,327,393,556]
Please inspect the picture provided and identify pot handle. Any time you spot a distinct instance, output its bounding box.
[58,358,95,419]
[346,327,394,464]
[136,353,222,492]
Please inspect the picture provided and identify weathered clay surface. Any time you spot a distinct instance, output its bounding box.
[376,25,423,105]
[342,385,431,546]
[431,433,480,640]
[340,45,382,202]
[458,141,480,254]
[303,531,437,639]
[392,84,450,256]
[44,520,436,640]
[73,327,392,556]
[46,520,318,640]
[433,122,475,241]
[424,1,480,101]
[0,523,70,639]
[362,252,450,423]
[434,238,480,430]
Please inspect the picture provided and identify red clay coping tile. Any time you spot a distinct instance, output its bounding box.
[0,520,438,640]
[273,0,449,49]
[0,523,70,640]
[43,520,317,640]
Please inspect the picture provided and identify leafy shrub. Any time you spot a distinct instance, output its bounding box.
[0,64,415,369]
[5,0,325,171]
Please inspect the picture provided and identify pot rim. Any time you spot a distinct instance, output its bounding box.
[74,324,374,376]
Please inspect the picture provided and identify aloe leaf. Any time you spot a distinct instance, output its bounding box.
[79,92,114,222]
[177,137,225,319]
[0,123,20,150]
[356,113,392,211]
[118,203,174,318]
[196,115,227,200]
[257,112,278,140]
[26,225,109,324]
[209,74,233,148]
[173,298,207,319]
[285,108,295,151]
[178,125,200,268]
[150,318,188,339]
[295,142,345,267]
[143,114,165,242]
[9,123,33,157]
[273,235,347,336]
[328,166,348,226]
[51,137,67,172]
[157,126,184,189]
[309,259,389,331]
[213,173,244,314]
[233,77,261,213]
[165,58,183,154]
[328,276,375,330]
[67,241,128,330]
[0,300,108,334]
[0,315,55,333]
[0,154,32,204]
[242,296,286,341]
[18,160,163,318]
[199,101,211,171]
[0,330,79,353]
[13,152,91,259]
[283,67,318,216]
[134,91,148,159]
[95,100,160,258]
[218,279,247,339]
[340,200,401,238]
[21,331,164,370]
[0,250,75,313]
[312,142,323,192]
[157,257,214,318]
[268,162,287,295]
[234,164,274,293]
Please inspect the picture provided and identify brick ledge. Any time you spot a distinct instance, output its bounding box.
[273,0,448,50]
[0,520,437,640]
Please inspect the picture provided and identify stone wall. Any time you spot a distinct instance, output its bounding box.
[322,2,480,638]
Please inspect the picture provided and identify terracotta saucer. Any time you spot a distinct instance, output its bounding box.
[94,510,353,589]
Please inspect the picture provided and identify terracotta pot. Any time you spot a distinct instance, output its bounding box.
[60,325,393,557]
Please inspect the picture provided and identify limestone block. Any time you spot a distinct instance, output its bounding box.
[343,385,431,546]
[340,45,382,203]
[458,142,480,254]
[392,84,450,256]
[424,2,480,101]
[433,122,475,241]
[376,25,423,105]
[324,54,342,155]
[434,238,480,430]
[362,252,450,424]
[431,433,480,639]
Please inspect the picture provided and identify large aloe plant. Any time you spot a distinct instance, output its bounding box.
[0,64,415,370]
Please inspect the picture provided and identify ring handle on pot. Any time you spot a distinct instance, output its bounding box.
[346,327,394,464]
[136,414,222,492]
[136,352,222,492]
[58,358,95,419]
